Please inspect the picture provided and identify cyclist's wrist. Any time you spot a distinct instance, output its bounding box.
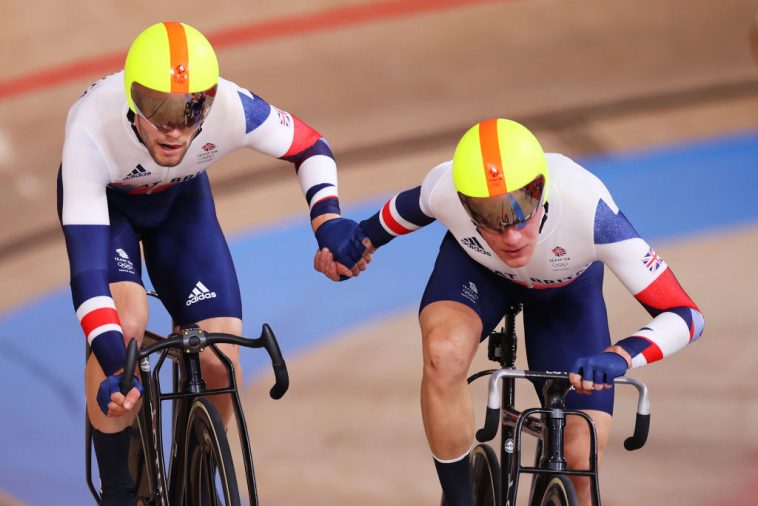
[311,213,341,233]
[605,345,633,369]
[358,212,393,248]
[91,331,128,377]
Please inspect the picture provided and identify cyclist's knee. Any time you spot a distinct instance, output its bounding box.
[423,329,476,385]
[199,344,240,387]
[200,354,230,385]
[120,317,146,346]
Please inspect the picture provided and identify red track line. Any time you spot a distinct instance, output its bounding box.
[0,0,505,102]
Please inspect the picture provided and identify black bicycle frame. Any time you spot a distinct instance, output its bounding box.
[472,303,651,506]
[135,329,261,505]
[473,304,601,506]
[87,325,288,505]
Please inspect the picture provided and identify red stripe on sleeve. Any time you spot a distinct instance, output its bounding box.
[634,268,699,312]
[381,201,411,235]
[80,307,121,337]
[642,342,664,363]
[283,115,322,157]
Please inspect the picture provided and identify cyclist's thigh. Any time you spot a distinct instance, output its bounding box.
[420,232,512,341]
[142,174,242,326]
[523,261,615,414]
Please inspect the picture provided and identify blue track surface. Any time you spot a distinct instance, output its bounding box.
[1,129,757,504]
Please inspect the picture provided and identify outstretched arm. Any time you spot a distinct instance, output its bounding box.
[237,90,368,266]
[359,186,436,247]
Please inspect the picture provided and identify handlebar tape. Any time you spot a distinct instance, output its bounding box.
[476,406,500,442]
[119,338,139,395]
[269,364,289,399]
[260,324,290,399]
[624,413,650,451]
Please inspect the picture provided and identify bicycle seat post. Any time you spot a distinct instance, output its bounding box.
[489,303,521,368]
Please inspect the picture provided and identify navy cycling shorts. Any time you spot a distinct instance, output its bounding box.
[420,233,615,415]
[105,172,242,326]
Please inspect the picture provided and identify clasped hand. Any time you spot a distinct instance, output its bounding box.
[313,217,375,281]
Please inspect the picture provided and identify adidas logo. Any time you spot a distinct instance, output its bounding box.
[186,281,217,306]
[461,236,491,256]
[124,164,152,180]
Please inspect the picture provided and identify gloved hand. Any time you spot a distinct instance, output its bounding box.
[315,217,367,269]
[569,352,628,394]
[97,373,144,416]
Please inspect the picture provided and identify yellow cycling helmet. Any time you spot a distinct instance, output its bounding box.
[453,118,549,231]
[124,21,219,132]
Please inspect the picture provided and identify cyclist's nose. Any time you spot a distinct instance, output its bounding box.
[163,127,184,137]
[498,226,523,244]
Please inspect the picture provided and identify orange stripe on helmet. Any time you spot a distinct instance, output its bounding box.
[164,22,190,93]
[478,118,507,196]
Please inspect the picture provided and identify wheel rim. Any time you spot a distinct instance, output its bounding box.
[539,476,577,506]
[185,403,235,506]
[470,446,499,506]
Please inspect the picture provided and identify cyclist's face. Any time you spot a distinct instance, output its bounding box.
[134,114,196,167]
[477,205,542,268]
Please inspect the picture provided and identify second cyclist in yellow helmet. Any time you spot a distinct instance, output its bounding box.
[453,118,548,232]
[318,116,702,506]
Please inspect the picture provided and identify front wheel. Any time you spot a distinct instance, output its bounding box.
[183,398,240,506]
[471,444,500,506]
[537,475,579,506]
[440,444,501,506]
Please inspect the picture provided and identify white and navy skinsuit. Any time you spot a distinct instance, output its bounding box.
[359,154,704,413]
[58,72,342,377]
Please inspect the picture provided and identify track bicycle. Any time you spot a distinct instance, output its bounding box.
[85,292,289,506]
[445,304,650,506]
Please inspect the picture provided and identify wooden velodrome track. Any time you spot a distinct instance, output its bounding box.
[1,0,757,504]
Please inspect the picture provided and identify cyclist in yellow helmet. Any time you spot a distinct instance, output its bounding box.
[316,118,703,506]
[59,22,369,505]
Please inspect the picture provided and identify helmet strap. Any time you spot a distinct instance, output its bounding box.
[538,201,549,234]
[126,109,145,146]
